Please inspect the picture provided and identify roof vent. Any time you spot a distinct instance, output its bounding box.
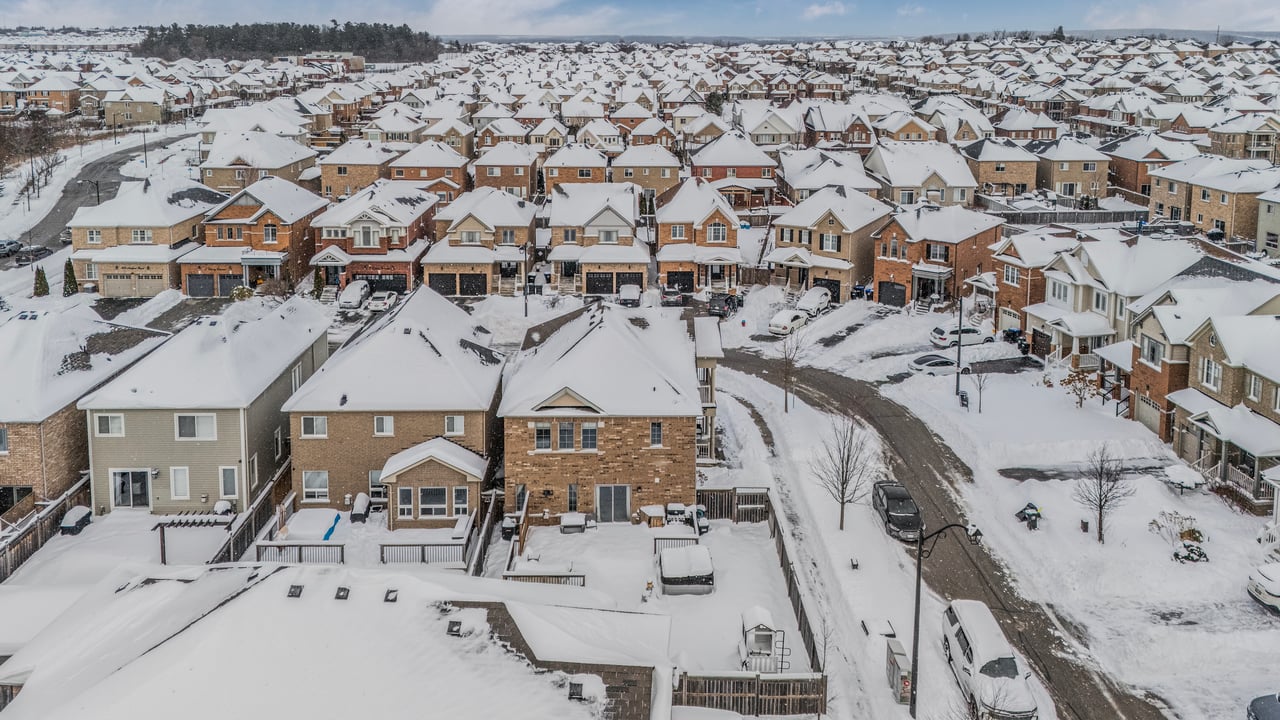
[340,393,348,406]
[384,589,399,603]
[335,586,350,600]
[287,584,303,598]
[446,620,463,636]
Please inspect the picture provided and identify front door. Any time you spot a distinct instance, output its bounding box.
[596,484,630,523]
[112,470,150,509]
[323,266,342,286]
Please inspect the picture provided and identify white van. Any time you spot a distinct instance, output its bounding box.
[941,599,1040,719]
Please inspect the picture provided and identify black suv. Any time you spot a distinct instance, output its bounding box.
[708,292,737,317]
[872,481,923,542]
[14,245,52,266]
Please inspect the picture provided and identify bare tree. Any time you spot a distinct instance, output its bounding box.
[968,368,990,413]
[1073,444,1135,544]
[778,329,809,413]
[1061,368,1103,408]
[811,416,879,530]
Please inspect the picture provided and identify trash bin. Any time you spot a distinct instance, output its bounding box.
[501,515,518,540]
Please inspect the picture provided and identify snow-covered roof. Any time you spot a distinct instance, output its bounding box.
[312,180,439,228]
[389,140,469,169]
[774,186,892,232]
[865,140,976,188]
[612,144,679,168]
[548,183,639,228]
[78,298,328,411]
[690,130,776,168]
[436,186,537,231]
[473,140,540,167]
[1025,136,1110,162]
[67,179,227,229]
[205,176,328,224]
[655,178,736,227]
[283,288,502,413]
[884,204,1004,244]
[200,131,317,169]
[505,601,672,668]
[380,436,487,480]
[317,139,410,166]
[544,142,608,168]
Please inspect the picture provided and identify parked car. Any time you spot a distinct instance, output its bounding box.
[708,292,737,317]
[337,280,371,309]
[0,239,21,257]
[768,309,808,336]
[1250,692,1280,720]
[58,228,72,245]
[1248,563,1280,614]
[930,324,993,348]
[796,286,831,317]
[871,481,923,542]
[908,353,971,376]
[942,599,1041,720]
[367,291,398,312]
[618,283,642,307]
[660,286,686,307]
[14,245,52,266]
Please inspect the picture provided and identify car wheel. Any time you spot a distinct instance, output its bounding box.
[960,367,972,374]
[983,337,994,343]
[948,341,958,348]
[968,695,979,719]
[943,637,951,660]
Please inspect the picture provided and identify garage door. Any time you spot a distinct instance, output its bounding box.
[1031,329,1051,358]
[353,273,408,293]
[666,271,694,293]
[218,274,243,297]
[585,272,614,294]
[876,281,906,307]
[102,273,134,297]
[428,273,458,296]
[812,277,841,302]
[136,274,167,297]
[187,274,215,297]
[458,273,487,296]
[1135,395,1162,435]
[616,271,644,289]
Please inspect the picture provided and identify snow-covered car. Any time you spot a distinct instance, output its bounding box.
[13,245,52,266]
[908,353,971,376]
[1250,692,1280,720]
[0,239,20,257]
[618,284,642,307]
[871,481,923,542]
[930,324,993,348]
[367,291,398,312]
[660,286,686,307]
[1248,563,1280,614]
[796,286,831,317]
[942,599,1041,720]
[768,309,808,336]
[58,228,72,245]
[337,280,371,309]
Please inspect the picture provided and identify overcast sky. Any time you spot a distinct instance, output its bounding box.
[1,0,1278,37]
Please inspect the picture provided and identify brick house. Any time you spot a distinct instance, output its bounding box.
[473,141,540,199]
[101,87,169,126]
[318,139,408,199]
[546,182,647,294]
[958,138,1038,198]
[611,144,681,197]
[864,141,977,207]
[421,118,475,158]
[0,302,164,519]
[283,288,503,529]
[763,186,893,300]
[422,187,538,297]
[654,178,742,293]
[476,117,530,151]
[1208,114,1280,162]
[1025,137,1110,200]
[689,130,777,210]
[528,118,570,156]
[179,177,329,296]
[309,180,438,292]
[1257,188,1280,259]
[499,303,702,522]
[25,74,80,113]
[987,232,1080,334]
[869,204,1004,308]
[78,298,329,515]
[1097,132,1199,197]
[776,148,880,202]
[577,119,627,157]
[992,107,1060,141]
[1186,166,1280,241]
[200,131,319,194]
[1147,155,1269,223]
[870,111,937,142]
[67,180,228,298]
[387,140,470,204]
[543,143,609,194]
[626,117,678,149]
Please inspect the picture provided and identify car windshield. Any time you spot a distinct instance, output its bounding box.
[887,498,917,515]
[979,657,1020,679]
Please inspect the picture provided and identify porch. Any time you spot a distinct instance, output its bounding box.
[1170,388,1280,512]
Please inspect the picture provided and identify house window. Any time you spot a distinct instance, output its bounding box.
[301,416,328,438]
[1167,181,1176,192]
[1200,357,1222,391]
[1247,373,1263,401]
[175,413,217,441]
[374,415,394,436]
[397,486,413,517]
[263,224,277,244]
[501,229,516,245]
[420,487,447,516]
[547,168,558,177]
[85,263,97,280]
[1140,335,1163,366]
[661,168,671,178]
[1275,387,1280,413]
[709,223,727,244]
[445,415,464,436]
[0,428,7,454]
[235,169,245,180]
[534,422,552,450]
[515,167,524,176]
[762,168,772,178]
[1050,281,1068,303]
[219,467,238,499]
[820,233,838,252]
[444,169,454,177]
[274,427,284,460]
[1059,162,1069,171]
[650,421,663,447]
[1213,219,1226,232]
[671,225,686,240]
[258,170,268,179]
[1220,194,1228,205]
[130,229,152,244]
[336,166,348,176]
[567,483,579,511]
[486,166,500,177]
[957,188,967,202]
[461,231,481,245]
[1083,162,1097,172]
[581,422,597,450]
[623,168,634,178]
[599,230,618,244]
[899,190,915,204]
[700,167,712,178]
[577,168,592,179]
[453,486,469,516]
[95,414,125,437]
[559,421,575,450]
[369,470,387,502]
[87,229,101,244]
[394,169,404,178]
[563,229,578,244]
[926,244,949,262]
[994,163,1006,172]
[291,363,302,393]
[355,226,378,248]
[170,467,190,500]
[1003,265,1020,286]
[1093,291,1108,314]
[1200,188,1210,201]
[303,471,330,501]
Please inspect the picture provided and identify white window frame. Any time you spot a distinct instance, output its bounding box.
[369,470,387,502]
[218,466,238,499]
[302,470,330,502]
[1003,265,1020,286]
[301,416,328,438]
[534,422,552,450]
[0,427,7,454]
[274,427,284,460]
[263,224,278,244]
[599,229,619,244]
[130,229,152,244]
[291,363,302,393]
[670,224,686,240]
[820,233,838,252]
[419,487,448,516]
[452,486,469,516]
[581,422,598,450]
[374,415,395,437]
[87,229,102,244]
[169,467,190,500]
[1093,291,1108,314]
[1200,357,1222,391]
[84,263,98,280]
[650,421,663,448]
[1082,162,1097,172]
[174,413,217,441]
[460,230,481,245]
[397,486,413,517]
[445,415,464,436]
[577,168,592,179]
[486,166,500,177]
[1247,373,1262,401]
[709,223,727,244]
[95,414,125,437]
[1050,280,1069,303]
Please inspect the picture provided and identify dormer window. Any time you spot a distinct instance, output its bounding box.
[354,226,379,248]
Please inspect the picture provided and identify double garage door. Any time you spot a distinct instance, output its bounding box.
[586,271,644,295]
[102,272,167,298]
[666,271,695,293]
[186,274,243,298]
[427,273,486,296]
[352,273,408,294]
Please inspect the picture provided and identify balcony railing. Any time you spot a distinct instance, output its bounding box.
[699,385,714,405]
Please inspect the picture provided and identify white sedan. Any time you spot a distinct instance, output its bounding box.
[908,353,971,376]
[367,291,398,312]
[768,309,808,336]
[1248,563,1280,614]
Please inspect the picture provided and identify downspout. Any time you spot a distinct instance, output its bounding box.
[39,420,48,499]
[240,407,249,512]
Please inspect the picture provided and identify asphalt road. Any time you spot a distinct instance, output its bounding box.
[723,349,1171,720]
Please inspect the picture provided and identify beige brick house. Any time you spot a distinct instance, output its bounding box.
[654,177,742,293]
[611,144,681,197]
[283,288,503,529]
[1026,137,1110,200]
[1186,166,1280,241]
[1147,155,1269,223]
[543,143,608,194]
[473,141,540,199]
[200,131,318,194]
[499,303,703,522]
[545,183,647,294]
[422,187,538,296]
[763,186,893,300]
[388,140,469,204]
[317,139,408,199]
[958,138,1038,197]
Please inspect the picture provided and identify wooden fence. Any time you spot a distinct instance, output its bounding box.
[697,487,770,522]
[380,542,465,565]
[467,492,503,576]
[653,536,700,554]
[768,496,825,675]
[501,572,586,587]
[0,476,91,583]
[673,672,827,716]
[255,542,345,564]
[208,460,290,564]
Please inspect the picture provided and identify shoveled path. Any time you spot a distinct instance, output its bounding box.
[723,348,1170,720]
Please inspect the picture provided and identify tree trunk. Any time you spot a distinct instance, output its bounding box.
[838,499,846,530]
[1096,506,1104,543]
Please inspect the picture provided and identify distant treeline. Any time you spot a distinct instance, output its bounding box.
[134,22,448,62]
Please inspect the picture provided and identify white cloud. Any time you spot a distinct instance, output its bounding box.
[1084,0,1280,30]
[802,2,846,21]
[403,0,621,35]
[896,3,925,16]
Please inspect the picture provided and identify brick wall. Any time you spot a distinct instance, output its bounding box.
[474,165,536,198]
[1036,159,1110,197]
[320,163,388,199]
[203,162,311,193]
[545,167,607,194]
[1190,188,1261,240]
[966,159,1035,195]
[0,403,87,500]
[613,166,680,195]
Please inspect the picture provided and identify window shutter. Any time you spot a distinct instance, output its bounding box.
[943,246,950,263]
[835,235,842,252]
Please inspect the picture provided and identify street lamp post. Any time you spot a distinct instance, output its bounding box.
[909,522,983,718]
[955,294,964,396]
[111,112,120,144]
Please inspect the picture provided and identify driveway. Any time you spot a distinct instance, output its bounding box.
[723,348,1170,720]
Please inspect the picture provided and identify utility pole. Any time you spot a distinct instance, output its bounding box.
[955,294,964,396]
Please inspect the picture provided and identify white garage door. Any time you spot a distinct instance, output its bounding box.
[136,273,167,297]
[102,273,135,297]
[1134,394,1162,434]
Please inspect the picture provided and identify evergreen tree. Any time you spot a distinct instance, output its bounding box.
[704,91,725,116]
[62,259,77,296]
[33,266,49,297]
[312,267,324,299]
[1051,25,1066,41]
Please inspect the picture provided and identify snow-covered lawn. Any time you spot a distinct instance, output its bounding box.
[521,521,807,673]
[275,508,464,568]
[883,368,1280,717]
[464,293,586,348]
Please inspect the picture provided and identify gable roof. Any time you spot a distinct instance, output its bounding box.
[205,176,328,224]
